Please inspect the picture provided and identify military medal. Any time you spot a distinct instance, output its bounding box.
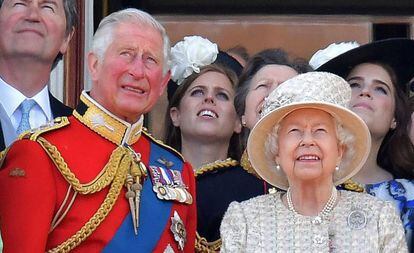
[170,211,186,251]
[149,166,193,204]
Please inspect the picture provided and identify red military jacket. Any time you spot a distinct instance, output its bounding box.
[0,93,196,252]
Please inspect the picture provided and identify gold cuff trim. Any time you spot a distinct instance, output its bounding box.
[195,232,221,253]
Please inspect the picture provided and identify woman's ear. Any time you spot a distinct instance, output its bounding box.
[234,117,242,134]
[336,143,345,165]
[169,107,181,127]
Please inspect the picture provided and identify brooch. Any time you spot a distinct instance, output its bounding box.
[170,211,186,251]
[347,208,367,230]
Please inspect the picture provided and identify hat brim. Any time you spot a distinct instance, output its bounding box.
[317,38,414,92]
[247,101,371,190]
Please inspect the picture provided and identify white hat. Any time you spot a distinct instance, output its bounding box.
[247,72,371,190]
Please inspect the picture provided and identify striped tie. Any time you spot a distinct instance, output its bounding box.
[16,99,36,135]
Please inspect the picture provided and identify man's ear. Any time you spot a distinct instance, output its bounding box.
[87,52,100,81]
[159,70,171,96]
[170,106,180,127]
[59,28,75,54]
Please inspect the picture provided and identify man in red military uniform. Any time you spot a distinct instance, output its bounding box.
[0,8,196,253]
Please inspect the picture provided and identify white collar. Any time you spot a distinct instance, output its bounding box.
[0,76,52,120]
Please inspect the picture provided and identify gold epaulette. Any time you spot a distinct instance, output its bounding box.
[19,117,70,141]
[341,179,365,193]
[240,150,261,179]
[195,232,221,253]
[195,158,238,177]
[141,128,184,161]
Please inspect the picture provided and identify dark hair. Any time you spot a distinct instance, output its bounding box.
[234,48,312,149]
[349,62,414,179]
[164,64,242,160]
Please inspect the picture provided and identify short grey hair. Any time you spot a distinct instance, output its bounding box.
[264,116,355,172]
[91,8,170,74]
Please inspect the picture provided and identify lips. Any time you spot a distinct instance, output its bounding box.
[296,155,320,161]
[17,28,44,37]
[122,85,145,94]
[353,102,373,111]
[197,109,218,118]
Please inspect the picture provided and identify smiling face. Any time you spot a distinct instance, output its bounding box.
[347,63,396,138]
[88,21,170,123]
[243,64,298,129]
[0,0,71,63]
[170,70,241,142]
[275,108,344,185]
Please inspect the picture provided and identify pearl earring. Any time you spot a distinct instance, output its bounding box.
[335,166,339,171]
[276,164,281,171]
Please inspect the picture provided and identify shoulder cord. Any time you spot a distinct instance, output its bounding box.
[36,137,131,253]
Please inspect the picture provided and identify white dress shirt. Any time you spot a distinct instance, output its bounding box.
[0,77,52,147]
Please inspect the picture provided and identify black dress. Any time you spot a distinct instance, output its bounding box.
[195,157,270,252]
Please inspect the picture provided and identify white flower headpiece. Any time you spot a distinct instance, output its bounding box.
[309,41,360,70]
[170,36,219,85]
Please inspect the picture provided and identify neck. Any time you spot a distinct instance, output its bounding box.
[286,180,336,216]
[181,137,229,169]
[0,57,52,97]
[352,136,393,184]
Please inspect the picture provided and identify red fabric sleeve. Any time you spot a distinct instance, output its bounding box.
[0,139,56,253]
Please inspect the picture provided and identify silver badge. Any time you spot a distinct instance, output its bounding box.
[170,211,186,251]
[347,209,367,229]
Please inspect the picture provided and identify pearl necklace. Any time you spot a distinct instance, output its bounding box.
[286,186,338,221]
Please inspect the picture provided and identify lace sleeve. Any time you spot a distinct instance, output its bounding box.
[220,201,247,253]
[379,201,409,253]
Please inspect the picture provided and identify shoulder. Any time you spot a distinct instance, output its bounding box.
[227,193,279,215]
[19,117,70,141]
[142,129,184,162]
[340,190,396,213]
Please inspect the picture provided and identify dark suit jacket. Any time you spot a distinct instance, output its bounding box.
[0,93,73,150]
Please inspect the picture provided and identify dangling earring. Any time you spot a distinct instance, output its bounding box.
[276,164,281,171]
[241,115,247,127]
[335,166,339,171]
[390,120,397,130]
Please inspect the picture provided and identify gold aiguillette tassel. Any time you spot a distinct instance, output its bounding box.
[130,162,143,234]
[125,173,138,235]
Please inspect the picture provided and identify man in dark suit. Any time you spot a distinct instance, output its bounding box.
[0,0,77,150]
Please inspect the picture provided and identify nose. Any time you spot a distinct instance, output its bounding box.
[129,58,145,78]
[26,4,41,22]
[358,85,372,99]
[299,130,315,147]
[203,93,215,105]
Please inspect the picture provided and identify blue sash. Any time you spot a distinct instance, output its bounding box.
[103,141,184,252]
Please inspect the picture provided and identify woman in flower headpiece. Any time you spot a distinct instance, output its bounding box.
[164,36,267,252]
[220,72,407,252]
[311,38,414,249]
[234,48,311,177]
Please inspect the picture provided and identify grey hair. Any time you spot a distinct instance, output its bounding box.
[264,116,355,173]
[92,8,170,75]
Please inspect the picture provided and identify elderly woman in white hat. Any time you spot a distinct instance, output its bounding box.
[220,72,407,252]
